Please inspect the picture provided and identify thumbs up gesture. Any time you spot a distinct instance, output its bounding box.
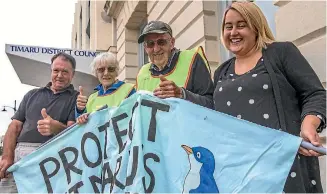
[77,86,88,111]
[37,108,54,136]
[153,75,183,99]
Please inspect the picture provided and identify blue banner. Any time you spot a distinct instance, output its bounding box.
[8,92,301,193]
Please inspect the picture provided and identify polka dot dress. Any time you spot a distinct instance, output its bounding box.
[213,57,323,193]
[214,58,280,130]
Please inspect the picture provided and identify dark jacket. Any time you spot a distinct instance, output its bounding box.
[214,42,326,135]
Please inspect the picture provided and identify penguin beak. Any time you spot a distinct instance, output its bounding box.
[182,145,193,155]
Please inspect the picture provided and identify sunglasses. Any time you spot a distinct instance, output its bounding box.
[144,38,171,48]
[96,66,116,73]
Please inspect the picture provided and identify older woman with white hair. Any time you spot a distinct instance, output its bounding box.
[76,52,135,124]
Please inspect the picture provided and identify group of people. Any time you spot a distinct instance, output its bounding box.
[0,1,325,193]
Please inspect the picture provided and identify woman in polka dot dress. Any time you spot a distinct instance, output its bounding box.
[213,2,326,193]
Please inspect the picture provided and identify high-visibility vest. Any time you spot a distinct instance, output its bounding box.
[136,46,210,92]
[86,83,134,113]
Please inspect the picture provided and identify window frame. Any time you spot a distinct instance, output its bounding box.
[217,0,234,63]
[138,20,149,67]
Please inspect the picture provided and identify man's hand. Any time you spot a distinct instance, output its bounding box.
[299,115,322,157]
[0,120,23,180]
[0,157,13,180]
[77,86,87,111]
[37,108,54,136]
[153,75,183,99]
[77,113,89,125]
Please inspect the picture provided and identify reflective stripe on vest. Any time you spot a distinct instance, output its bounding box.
[86,83,134,113]
[136,46,210,92]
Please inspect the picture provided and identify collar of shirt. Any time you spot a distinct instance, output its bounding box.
[45,82,75,94]
[95,80,125,96]
[149,48,180,72]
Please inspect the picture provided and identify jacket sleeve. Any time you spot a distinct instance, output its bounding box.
[184,53,214,109]
[213,58,233,88]
[280,42,326,130]
[75,105,86,119]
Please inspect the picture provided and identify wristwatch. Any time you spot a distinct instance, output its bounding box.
[316,114,324,133]
[180,87,186,99]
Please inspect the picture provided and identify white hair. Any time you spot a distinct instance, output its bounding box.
[90,52,119,77]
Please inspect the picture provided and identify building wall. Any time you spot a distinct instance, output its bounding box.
[72,1,88,49]
[147,0,220,73]
[71,1,81,49]
[275,1,326,190]
[72,0,326,89]
[275,1,326,86]
[90,1,113,51]
[105,0,221,83]
[82,1,90,49]
[113,1,146,83]
[72,0,113,51]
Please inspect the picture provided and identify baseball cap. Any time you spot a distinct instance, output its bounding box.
[138,21,173,44]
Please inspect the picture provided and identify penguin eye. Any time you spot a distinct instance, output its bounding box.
[196,152,201,159]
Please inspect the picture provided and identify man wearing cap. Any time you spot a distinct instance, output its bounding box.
[136,21,214,109]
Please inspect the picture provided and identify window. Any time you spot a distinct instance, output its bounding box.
[88,0,90,16]
[255,1,277,36]
[138,20,149,66]
[75,33,77,48]
[218,0,234,63]
[79,7,82,49]
[86,1,91,38]
[138,43,149,67]
[86,19,90,38]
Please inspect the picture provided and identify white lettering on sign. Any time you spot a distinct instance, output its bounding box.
[10,45,99,57]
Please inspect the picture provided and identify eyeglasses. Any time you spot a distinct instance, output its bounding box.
[96,66,116,73]
[144,38,171,48]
